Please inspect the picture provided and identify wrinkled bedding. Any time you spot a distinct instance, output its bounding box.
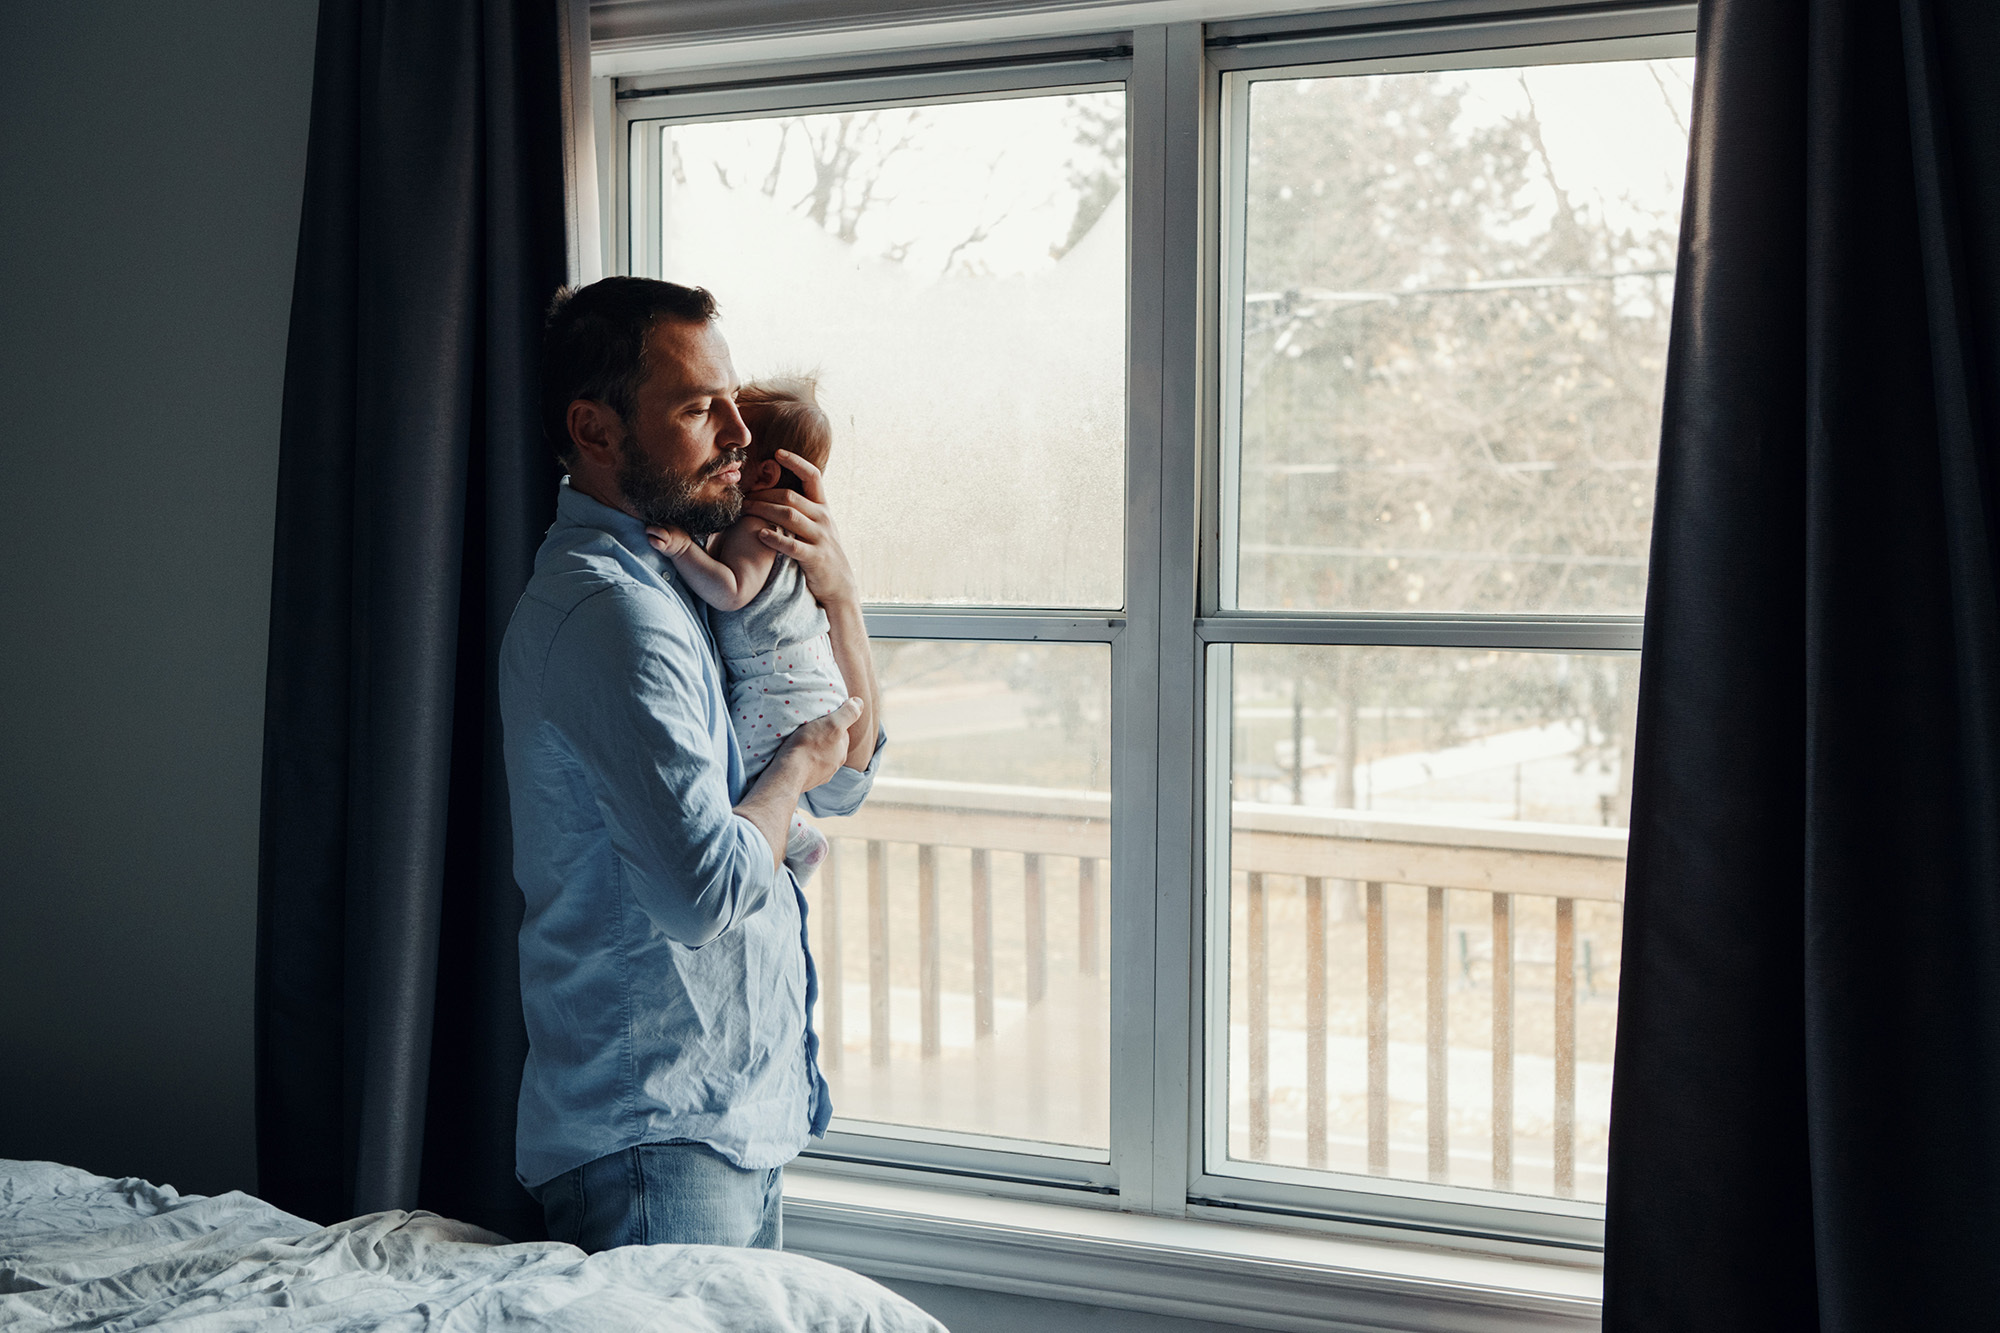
[0,1160,944,1331]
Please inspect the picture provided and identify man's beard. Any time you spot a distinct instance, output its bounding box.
[617,436,744,536]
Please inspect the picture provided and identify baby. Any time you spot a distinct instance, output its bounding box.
[647,377,845,882]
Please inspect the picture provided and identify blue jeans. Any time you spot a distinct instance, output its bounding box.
[533,1141,783,1251]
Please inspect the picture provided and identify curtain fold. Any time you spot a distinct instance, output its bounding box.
[1605,0,2000,1326]
[256,0,571,1238]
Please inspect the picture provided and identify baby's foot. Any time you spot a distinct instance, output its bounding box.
[786,815,830,885]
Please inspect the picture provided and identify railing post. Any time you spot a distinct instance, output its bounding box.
[1426,884,1448,1183]
[868,840,890,1069]
[1079,855,1104,1142]
[972,848,994,1039]
[1366,881,1388,1176]
[1491,892,1514,1191]
[1247,871,1269,1160]
[919,844,940,1060]
[823,839,843,1074]
[1024,852,1046,1007]
[1305,876,1327,1170]
[1022,851,1048,1124]
[1554,896,1576,1197]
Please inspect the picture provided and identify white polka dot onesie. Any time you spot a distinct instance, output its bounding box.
[715,553,849,776]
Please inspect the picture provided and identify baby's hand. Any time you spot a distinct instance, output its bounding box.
[645,525,695,559]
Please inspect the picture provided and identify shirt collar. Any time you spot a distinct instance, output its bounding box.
[555,476,665,568]
[552,477,716,641]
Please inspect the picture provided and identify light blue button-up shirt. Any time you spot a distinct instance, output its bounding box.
[500,480,876,1189]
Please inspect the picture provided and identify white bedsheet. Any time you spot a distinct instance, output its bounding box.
[0,1160,945,1332]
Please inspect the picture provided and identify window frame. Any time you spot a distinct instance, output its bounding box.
[605,0,1697,1257]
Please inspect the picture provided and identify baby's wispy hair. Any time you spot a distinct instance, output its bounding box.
[737,375,831,493]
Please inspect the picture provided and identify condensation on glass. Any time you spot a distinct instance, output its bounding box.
[802,639,1112,1151]
[1220,644,1635,1200]
[1229,59,1695,615]
[653,92,1129,609]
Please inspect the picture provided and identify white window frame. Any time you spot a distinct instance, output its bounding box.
[602,0,1696,1262]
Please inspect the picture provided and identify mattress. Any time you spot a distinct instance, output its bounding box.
[0,1159,945,1331]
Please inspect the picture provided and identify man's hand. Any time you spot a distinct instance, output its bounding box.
[775,696,864,792]
[733,697,864,869]
[743,450,859,609]
[744,449,881,773]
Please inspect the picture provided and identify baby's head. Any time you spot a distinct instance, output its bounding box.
[736,376,831,494]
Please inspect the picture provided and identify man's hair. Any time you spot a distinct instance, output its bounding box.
[541,277,720,463]
[738,377,833,493]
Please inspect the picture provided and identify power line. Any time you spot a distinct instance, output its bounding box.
[1244,268,1674,309]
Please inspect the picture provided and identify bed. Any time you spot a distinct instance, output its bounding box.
[0,1159,945,1331]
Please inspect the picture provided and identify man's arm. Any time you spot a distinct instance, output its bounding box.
[743,449,881,772]
[733,696,862,869]
[549,589,787,947]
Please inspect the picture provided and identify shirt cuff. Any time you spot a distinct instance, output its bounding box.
[800,726,887,819]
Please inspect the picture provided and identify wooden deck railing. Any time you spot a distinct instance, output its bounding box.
[1229,802,1626,1194]
[813,779,1110,1079]
[810,778,1626,1195]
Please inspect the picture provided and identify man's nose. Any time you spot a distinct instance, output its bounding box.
[719,399,751,448]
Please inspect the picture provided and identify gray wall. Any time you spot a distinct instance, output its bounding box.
[0,9,1256,1330]
[0,0,320,1195]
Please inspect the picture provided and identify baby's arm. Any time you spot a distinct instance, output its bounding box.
[646,516,781,611]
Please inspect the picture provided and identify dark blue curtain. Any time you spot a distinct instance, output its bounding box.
[1605,0,2000,1326]
[255,0,569,1238]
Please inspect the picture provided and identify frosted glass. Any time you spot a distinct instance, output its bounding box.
[655,92,1127,608]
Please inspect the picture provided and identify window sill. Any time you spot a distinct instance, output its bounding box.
[783,1168,1602,1332]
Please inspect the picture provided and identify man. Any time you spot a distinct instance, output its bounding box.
[499,276,883,1251]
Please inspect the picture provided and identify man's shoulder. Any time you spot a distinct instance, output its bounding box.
[511,532,705,665]
[524,527,650,606]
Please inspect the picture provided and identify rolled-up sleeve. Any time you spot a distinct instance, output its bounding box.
[546,587,778,947]
[801,727,888,819]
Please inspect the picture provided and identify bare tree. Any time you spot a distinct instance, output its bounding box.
[1233,67,1686,823]
[796,109,925,244]
[1238,69,1679,619]
[1052,98,1127,260]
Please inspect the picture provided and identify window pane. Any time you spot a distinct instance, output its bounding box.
[1231,59,1693,613]
[650,92,1128,608]
[805,639,1111,1151]
[1219,644,1632,1200]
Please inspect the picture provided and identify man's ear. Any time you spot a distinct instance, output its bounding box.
[566,399,624,470]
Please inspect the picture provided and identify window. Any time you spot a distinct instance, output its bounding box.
[1205,45,1691,1230]
[613,3,1694,1251]
[623,57,1133,1188]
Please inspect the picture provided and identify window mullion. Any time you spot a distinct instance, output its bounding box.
[1196,615,1646,653]
[1108,21,1169,1217]
[861,611,1124,642]
[1114,19,1210,1220]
